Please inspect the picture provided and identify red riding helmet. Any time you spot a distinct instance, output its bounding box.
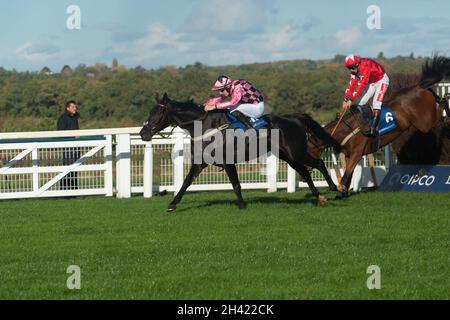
[211,75,233,91]
[344,54,361,69]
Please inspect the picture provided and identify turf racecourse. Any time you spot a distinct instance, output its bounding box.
[0,189,448,300]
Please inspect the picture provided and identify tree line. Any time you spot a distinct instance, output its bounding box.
[0,54,426,132]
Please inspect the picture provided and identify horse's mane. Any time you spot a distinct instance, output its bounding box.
[384,73,421,105]
[420,54,450,88]
[170,98,200,108]
[375,55,450,105]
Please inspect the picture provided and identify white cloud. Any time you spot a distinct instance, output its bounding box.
[259,25,302,53]
[183,0,276,37]
[15,42,60,62]
[335,26,362,48]
[112,21,305,67]
[112,23,192,63]
[109,21,326,67]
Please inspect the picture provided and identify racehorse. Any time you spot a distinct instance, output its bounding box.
[307,55,450,199]
[140,93,341,212]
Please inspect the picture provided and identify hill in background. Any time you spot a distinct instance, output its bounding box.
[0,54,426,132]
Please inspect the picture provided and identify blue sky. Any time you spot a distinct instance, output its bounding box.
[1,0,449,71]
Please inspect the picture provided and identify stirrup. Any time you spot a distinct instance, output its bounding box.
[363,128,378,137]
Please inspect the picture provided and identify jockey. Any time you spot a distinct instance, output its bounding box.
[342,54,390,137]
[204,75,265,129]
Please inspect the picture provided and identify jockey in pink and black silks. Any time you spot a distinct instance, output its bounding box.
[204,75,265,129]
[341,55,390,137]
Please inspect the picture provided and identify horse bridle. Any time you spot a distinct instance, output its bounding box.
[151,102,209,138]
[147,103,175,138]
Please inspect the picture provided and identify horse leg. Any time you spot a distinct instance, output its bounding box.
[223,164,246,209]
[304,153,338,192]
[167,164,205,212]
[287,160,327,206]
[336,154,361,200]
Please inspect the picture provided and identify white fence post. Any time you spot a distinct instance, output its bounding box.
[287,164,296,193]
[351,157,365,192]
[143,141,153,198]
[32,148,39,194]
[267,153,278,193]
[104,135,113,197]
[173,129,184,195]
[438,83,450,116]
[116,133,131,198]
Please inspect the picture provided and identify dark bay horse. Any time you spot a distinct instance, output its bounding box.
[140,93,341,211]
[307,55,450,198]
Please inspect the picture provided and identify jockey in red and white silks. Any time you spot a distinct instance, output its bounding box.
[342,55,389,137]
[204,75,265,119]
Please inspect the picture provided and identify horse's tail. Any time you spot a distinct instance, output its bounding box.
[297,113,341,154]
[420,55,450,89]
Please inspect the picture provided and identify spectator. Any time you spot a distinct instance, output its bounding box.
[57,100,80,190]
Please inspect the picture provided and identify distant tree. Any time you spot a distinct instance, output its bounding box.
[112,58,119,70]
[409,52,415,59]
[115,65,128,73]
[94,63,108,72]
[0,56,429,132]
[333,54,346,63]
[61,65,73,74]
[40,66,52,75]
[164,65,178,76]
[377,52,385,59]
[133,65,146,73]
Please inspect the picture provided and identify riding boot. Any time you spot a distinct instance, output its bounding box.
[363,109,380,137]
[233,111,253,129]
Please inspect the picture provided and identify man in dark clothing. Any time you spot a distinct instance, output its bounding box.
[57,100,80,131]
[57,100,80,190]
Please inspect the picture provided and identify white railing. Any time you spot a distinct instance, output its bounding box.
[0,126,391,200]
[0,135,113,199]
[437,83,450,116]
[130,128,296,194]
[437,83,450,96]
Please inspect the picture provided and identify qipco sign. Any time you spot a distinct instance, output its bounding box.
[394,173,436,186]
[380,165,450,192]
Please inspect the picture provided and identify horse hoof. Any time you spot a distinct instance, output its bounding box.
[335,192,347,200]
[166,204,176,213]
[318,195,328,206]
[238,203,247,210]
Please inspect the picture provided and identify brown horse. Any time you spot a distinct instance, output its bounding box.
[307,55,450,198]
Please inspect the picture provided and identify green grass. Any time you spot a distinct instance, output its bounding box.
[0,189,448,299]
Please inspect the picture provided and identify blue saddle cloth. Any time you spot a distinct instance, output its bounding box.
[226,113,268,130]
[356,105,397,136]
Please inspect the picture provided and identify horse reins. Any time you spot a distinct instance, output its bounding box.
[331,108,347,136]
[154,103,214,139]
